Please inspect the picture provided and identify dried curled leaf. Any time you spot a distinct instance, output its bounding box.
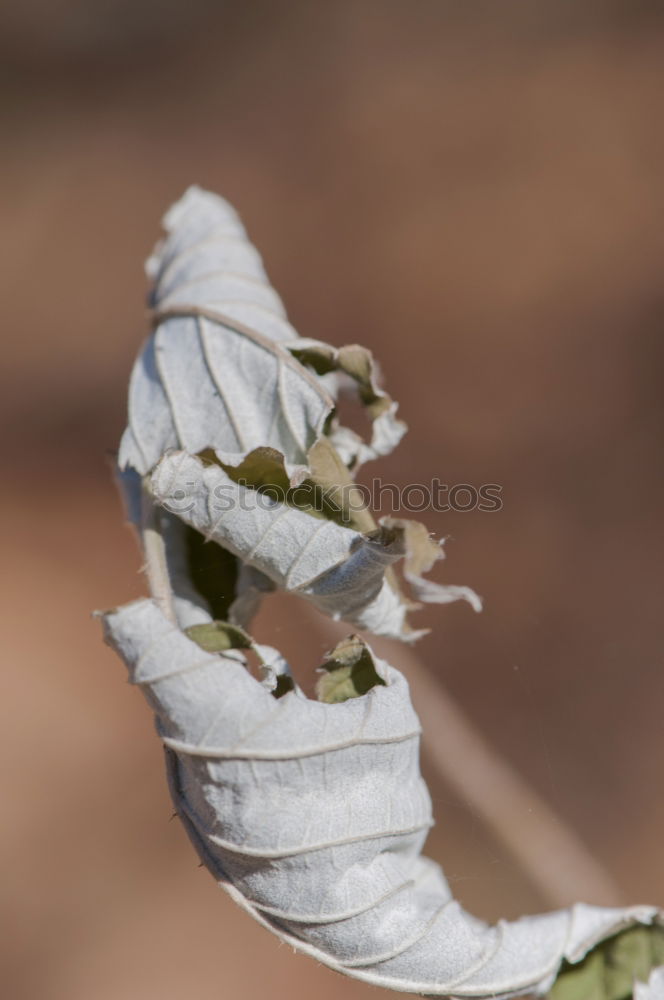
[118,186,334,507]
[102,599,662,999]
[151,450,478,639]
[316,635,387,703]
[382,515,483,612]
[119,186,404,498]
[101,188,663,1000]
[151,450,410,639]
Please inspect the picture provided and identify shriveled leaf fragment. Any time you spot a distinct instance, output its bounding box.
[382,516,483,613]
[152,451,479,641]
[212,444,350,525]
[317,635,386,703]
[289,337,407,467]
[217,436,375,531]
[212,446,295,494]
[102,598,662,999]
[185,620,252,652]
[305,436,376,533]
[186,619,296,697]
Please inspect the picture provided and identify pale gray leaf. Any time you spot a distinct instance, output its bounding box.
[102,598,662,999]
[151,451,410,639]
[118,312,333,478]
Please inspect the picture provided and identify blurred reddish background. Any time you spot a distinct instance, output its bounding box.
[3,2,663,998]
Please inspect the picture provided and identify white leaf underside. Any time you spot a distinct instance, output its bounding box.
[119,184,403,483]
[103,599,662,998]
[104,186,663,998]
[151,450,409,639]
[151,451,480,639]
[118,309,333,476]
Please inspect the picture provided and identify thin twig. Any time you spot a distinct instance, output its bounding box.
[140,480,177,624]
[373,637,621,908]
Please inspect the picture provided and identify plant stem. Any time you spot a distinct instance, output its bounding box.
[140,480,177,624]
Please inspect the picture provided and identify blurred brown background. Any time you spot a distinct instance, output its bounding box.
[3,2,663,998]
